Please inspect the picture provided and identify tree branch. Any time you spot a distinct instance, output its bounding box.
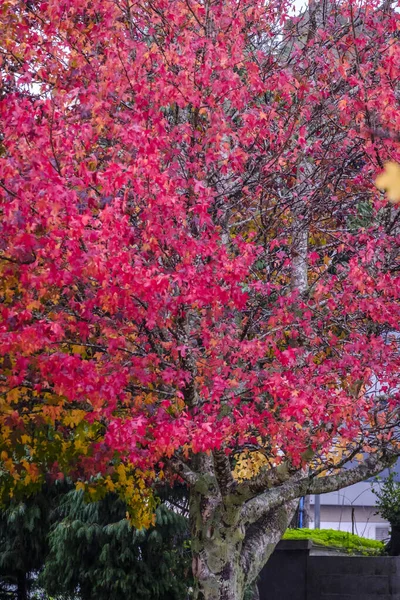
[308,452,397,495]
[241,451,397,525]
[212,448,235,494]
[240,500,298,587]
[167,457,200,486]
[236,462,293,498]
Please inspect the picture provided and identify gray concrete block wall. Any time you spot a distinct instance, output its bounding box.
[308,557,400,600]
[258,541,311,600]
[258,541,400,600]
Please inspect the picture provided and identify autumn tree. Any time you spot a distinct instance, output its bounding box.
[1,0,400,599]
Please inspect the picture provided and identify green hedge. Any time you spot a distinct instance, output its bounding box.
[283,528,384,555]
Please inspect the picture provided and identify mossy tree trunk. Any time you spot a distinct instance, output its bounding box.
[190,488,246,600]
[178,450,395,600]
[173,450,398,600]
[189,469,296,600]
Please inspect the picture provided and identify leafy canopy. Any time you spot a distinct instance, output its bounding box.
[0,0,400,526]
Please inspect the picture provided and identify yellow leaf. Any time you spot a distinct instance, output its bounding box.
[104,477,115,492]
[63,409,86,427]
[27,300,41,311]
[375,162,400,203]
[71,345,86,356]
[74,439,88,453]
[42,405,63,421]
[232,451,268,481]
[7,388,22,403]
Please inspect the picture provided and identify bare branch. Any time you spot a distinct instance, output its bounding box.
[167,457,200,486]
[241,451,397,525]
[240,500,298,586]
[212,449,235,494]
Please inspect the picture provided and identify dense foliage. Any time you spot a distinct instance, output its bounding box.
[42,492,191,600]
[0,489,52,600]
[373,473,400,527]
[373,473,400,555]
[0,488,191,600]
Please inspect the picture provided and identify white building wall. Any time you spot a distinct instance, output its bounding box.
[309,481,392,540]
[309,518,390,541]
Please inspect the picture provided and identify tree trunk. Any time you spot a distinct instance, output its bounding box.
[190,488,246,600]
[387,525,400,556]
[189,487,296,600]
[17,572,28,600]
[248,581,260,600]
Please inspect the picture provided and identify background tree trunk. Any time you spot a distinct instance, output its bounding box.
[387,525,400,556]
[17,572,28,600]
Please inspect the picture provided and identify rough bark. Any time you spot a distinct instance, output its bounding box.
[190,479,297,600]
[240,500,298,587]
[190,487,246,600]
[17,572,28,600]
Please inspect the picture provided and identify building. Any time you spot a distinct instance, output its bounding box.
[309,482,390,540]
[308,462,400,540]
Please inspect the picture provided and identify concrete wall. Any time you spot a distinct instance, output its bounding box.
[258,540,311,600]
[258,540,400,600]
[308,556,400,600]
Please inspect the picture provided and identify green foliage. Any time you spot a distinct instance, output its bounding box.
[41,490,192,600]
[373,473,400,527]
[0,485,62,600]
[0,486,192,600]
[348,200,374,232]
[283,528,384,555]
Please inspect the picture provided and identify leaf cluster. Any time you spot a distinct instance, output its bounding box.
[373,473,400,527]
